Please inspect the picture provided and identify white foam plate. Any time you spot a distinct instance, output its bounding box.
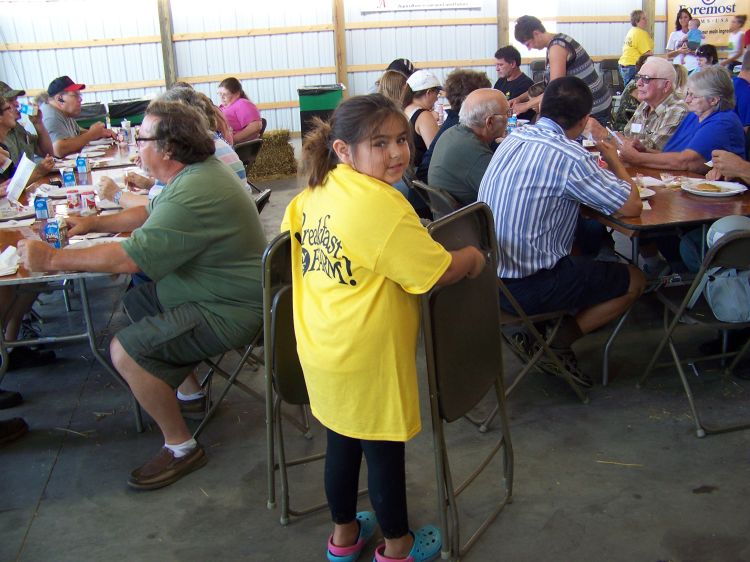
[639,187,656,199]
[66,237,126,249]
[39,185,93,198]
[96,198,122,210]
[53,160,77,170]
[81,150,105,157]
[0,208,35,222]
[680,180,748,197]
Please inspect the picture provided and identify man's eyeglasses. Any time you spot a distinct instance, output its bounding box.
[63,92,83,100]
[135,133,158,146]
[634,74,669,85]
[492,110,513,119]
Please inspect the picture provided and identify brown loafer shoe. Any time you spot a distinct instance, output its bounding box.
[0,417,29,446]
[128,445,208,490]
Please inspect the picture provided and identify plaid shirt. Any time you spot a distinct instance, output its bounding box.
[624,92,689,151]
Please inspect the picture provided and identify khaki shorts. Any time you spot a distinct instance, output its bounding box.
[116,283,229,388]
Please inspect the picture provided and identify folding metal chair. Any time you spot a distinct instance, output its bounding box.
[234,138,264,193]
[598,58,623,95]
[411,179,461,219]
[639,230,750,438]
[254,188,272,214]
[529,59,546,83]
[259,117,268,137]
[422,203,514,561]
[262,232,327,525]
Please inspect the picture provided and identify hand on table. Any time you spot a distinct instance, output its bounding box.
[595,138,620,165]
[36,155,54,175]
[17,239,54,272]
[0,181,8,199]
[705,168,723,181]
[96,176,121,202]
[125,171,154,190]
[710,150,750,183]
[586,118,607,141]
[618,138,642,164]
[66,215,97,237]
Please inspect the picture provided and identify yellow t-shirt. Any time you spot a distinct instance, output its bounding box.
[281,164,451,442]
[619,27,654,66]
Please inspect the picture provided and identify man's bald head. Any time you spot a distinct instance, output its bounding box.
[459,88,510,142]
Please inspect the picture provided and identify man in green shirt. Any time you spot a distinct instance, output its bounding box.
[18,100,266,490]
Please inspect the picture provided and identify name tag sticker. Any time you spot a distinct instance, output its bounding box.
[630,123,643,134]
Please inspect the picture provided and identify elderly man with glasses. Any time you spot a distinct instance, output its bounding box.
[18,100,266,490]
[41,75,114,157]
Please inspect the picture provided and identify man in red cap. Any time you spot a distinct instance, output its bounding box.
[42,75,114,157]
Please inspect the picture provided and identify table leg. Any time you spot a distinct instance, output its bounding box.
[78,278,143,433]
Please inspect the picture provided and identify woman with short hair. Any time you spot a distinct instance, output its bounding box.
[619,10,654,86]
[620,66,745,172]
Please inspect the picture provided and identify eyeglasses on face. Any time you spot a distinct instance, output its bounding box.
[684,90,705,100]
[634,74,669,85]
[135,133,158,146]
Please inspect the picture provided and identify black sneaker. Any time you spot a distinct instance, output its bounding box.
[0,417,28,446]
[6,347,56,371]
[503,329,533,362]
[533,345,593,389]
[0,390,23,410]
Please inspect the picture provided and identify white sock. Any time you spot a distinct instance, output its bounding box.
[165,438,197,458]
[177,390,204,401]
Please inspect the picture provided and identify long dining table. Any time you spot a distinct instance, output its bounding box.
[0,158,144,430]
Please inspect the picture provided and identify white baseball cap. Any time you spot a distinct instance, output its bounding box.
[406,70,441,92]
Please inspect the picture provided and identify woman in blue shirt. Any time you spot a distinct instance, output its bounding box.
[620,66,745,173]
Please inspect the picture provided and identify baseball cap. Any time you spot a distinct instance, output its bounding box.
[48,76,86,97]
[406,70,441,92]
[386,58,415,77]
[0,81,26,99]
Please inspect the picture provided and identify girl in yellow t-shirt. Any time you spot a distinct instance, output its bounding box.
[282,94,485,562]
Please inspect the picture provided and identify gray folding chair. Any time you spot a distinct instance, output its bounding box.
[254,189,272,214]
[529,59,546,83]
[259,117,268,137]
[639,230,750,438]
[263,232,350,525]
[411,179,461,220]
[234,138,264,194]
[422,203,514,561]
[599,58,623,95]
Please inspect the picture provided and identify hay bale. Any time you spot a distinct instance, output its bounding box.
[249,129,297,180]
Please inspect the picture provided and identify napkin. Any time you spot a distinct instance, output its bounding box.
[0,218,35,229]
[0,245,19,276]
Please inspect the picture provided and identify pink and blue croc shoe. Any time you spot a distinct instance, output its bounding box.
[327,511,378,562]
[373,525,442,562]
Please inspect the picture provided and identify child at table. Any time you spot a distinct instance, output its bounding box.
[281,94,486,562]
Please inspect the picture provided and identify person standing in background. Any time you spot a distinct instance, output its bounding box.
[619,10,654,86]
[721,15,746,72]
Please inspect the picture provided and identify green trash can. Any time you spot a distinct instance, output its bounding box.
[297,84,344,136]
[108,98,150,126]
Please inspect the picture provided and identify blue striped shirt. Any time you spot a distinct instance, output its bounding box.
[478,118,631,278]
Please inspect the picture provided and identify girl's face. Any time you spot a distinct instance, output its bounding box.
[334,115,410,185]
[217,87,238,106]
[697,56,712,68]
[730,17,743,31]
[679,12,690,29]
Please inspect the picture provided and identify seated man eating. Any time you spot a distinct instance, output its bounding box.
[18,100,266,490]
[478,76,645,387]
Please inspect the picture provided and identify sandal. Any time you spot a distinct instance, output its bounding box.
[327,511,378,562]
[373,525,442,562]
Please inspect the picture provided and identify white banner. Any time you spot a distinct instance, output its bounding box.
[362,0,482,13]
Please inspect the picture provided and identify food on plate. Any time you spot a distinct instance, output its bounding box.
[693,182,722,192]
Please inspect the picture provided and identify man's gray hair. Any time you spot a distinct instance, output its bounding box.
[644,56,677,84]
[688,66,735,111]
[459,95,502,129]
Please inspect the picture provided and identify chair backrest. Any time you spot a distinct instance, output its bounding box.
[421,203,505,422]
[262,232,308,405]
[529,59,546,83]
[704,230,750,270]
[412,179,461,219]
[598,59,623,95]
[234,138,264,173]
[260,117,268,137]
[254,189,272,214]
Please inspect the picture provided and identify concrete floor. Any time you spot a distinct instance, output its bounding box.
[2,172,750,562]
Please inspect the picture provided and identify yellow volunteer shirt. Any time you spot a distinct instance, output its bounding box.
[281,164,451,442]
[619,27,654,66]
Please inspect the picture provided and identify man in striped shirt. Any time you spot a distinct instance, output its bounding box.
[478,76,645,385]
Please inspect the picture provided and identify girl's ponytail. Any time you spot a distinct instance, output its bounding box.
[301,117,337,188]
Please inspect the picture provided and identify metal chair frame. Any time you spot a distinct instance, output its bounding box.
[411,179,461,220]
[422,203,514,561]
[234,138,265,194]
[639,230,750,438]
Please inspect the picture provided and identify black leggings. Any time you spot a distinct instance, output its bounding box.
[324,428,409,539]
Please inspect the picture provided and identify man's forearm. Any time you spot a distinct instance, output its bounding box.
[91,206,149,233]
[33,123,54,157]
[47,242,140,273]
[53,131,93,158]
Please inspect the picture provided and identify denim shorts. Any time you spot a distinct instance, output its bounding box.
[501,256,631,316]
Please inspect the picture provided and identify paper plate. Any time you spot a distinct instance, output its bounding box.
[0,208,35,222]
[680,180,748,198]
[639,187,655,199]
